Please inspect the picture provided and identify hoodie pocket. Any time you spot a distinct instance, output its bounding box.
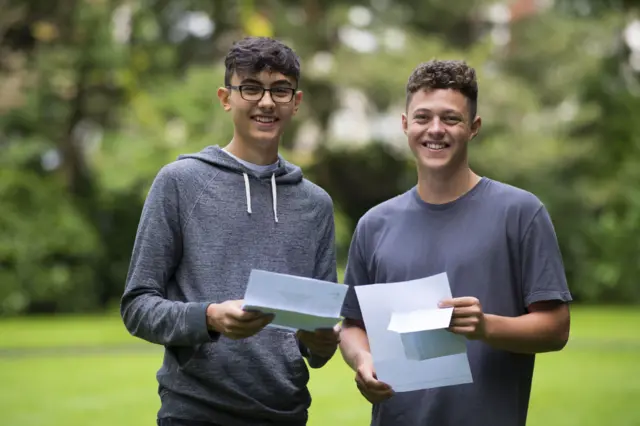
[267,327,307,379]
[170,328,310,414]
[173,344,201,369]
[177,328,308,387]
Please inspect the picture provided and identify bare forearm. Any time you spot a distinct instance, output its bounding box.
[339,320,372,371]
[483,308,570,354]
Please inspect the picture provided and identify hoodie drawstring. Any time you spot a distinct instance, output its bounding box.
[242,172,278,223]
[271,173,278,223]
[243,173,252,214]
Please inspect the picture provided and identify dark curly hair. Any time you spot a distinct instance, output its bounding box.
[224,36,301,86]
[406,60,478,119]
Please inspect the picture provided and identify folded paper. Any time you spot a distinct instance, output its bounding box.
[354,272,473,392]
[242,269,348,332]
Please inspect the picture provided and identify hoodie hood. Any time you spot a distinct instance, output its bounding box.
[177,145,303,183]
[177,145,304,223]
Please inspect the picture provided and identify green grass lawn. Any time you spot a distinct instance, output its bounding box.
[1,306,638,426]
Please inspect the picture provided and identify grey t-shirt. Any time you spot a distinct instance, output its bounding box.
[221,148,279,176]
[341,177,572,426]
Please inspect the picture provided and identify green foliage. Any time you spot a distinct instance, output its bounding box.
[0,162,101,314]
[95,66,234,193]
[1,0,639,314]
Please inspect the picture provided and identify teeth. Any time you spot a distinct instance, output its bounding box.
[424,143,447,150]
[254,116,276,123]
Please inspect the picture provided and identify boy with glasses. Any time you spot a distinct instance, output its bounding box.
[121,36,339,426]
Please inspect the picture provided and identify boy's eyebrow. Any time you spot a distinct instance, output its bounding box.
[413,108,462,116]
[269,79,294,87]
[238,78,294,87]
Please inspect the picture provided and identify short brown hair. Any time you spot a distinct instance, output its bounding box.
[406,60,478,118]
[224,36,300,86]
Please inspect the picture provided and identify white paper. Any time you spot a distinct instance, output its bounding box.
[388,307,454,333]
[354,272,473,392]
[242,269,348,332]
[388,307,467,360]
[396,328,469,361]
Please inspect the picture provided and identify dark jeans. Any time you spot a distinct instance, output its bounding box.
[158,419,223,426]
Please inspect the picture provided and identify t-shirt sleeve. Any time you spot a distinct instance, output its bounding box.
[340,225,370,321]
[521,205,573,308]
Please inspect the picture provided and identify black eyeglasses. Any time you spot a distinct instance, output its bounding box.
[227,85,296,103]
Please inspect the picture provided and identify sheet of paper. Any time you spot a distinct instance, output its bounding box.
[354,272,473,392]
[242,269,348,332]
[388,306,467,360]
[397,328,468,361]
[388,307,454,332]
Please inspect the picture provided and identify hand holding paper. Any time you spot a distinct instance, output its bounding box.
[438,297,487,340]
[354,352,394,404]
[206,300,274,340]
[296,324,341,358]
[354,273,473,393]
[387,306,467,361]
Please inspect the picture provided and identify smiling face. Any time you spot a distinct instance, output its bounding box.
[402,88,481,174]
[217,70,303,150]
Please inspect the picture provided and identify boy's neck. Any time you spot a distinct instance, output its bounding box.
[224,136,279,166]
[416,165,481,205]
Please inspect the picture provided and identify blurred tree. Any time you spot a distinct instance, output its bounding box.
[475,4,640,303]
[1,0,638,314]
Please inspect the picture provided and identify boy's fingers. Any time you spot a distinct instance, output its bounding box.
[236,309,269,321]
[230,315,272,332]
[296,330,311,339]
[451,306,480,317]
[439,297,478,308]
[315,328,338,337]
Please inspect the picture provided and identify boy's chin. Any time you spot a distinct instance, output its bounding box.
[415,156,454,172]
[241,129,280,144]
[252,134,281,145]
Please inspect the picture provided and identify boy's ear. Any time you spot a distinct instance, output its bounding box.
[470,115,482,140]
[292,91,303,115]
[217,87,231,111]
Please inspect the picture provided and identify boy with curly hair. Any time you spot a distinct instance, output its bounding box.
[339,59,572,426]
[121,36,339,426]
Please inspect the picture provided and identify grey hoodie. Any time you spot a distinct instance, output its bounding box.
[121,145,337,425]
